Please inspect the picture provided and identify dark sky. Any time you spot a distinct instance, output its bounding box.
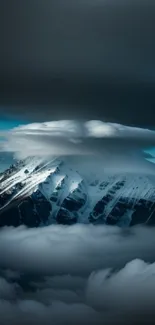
[1,0,155,126]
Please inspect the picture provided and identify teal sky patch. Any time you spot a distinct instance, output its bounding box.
[0,118,27,131]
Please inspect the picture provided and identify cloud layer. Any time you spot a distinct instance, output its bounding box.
[0,224,155,324]
[1,120,155,174]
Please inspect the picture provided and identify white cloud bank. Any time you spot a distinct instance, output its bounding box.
[1,120,155,174]
[1,120,155,157]
[0,224,154,324]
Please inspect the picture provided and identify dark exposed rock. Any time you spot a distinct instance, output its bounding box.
[56,208,77,225]
[62,197,85,212]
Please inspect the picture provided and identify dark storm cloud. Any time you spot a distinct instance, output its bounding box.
[0,0,155,126]
[0,225,155,324]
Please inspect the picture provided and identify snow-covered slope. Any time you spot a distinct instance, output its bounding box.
[0,156,155,228]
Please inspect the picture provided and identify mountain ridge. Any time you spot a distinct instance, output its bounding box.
[0,156,155,227]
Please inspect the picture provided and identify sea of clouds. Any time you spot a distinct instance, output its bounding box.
[0,224,154,324]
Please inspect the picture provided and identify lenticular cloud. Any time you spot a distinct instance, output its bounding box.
[5,119,155,139]
[1,120,155,161]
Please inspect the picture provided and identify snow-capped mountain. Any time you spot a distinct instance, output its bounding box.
[0,156,155,228]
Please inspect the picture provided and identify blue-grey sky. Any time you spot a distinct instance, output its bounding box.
[0,0,155,127]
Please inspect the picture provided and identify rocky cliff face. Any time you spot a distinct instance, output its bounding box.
[0,157,155,228]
